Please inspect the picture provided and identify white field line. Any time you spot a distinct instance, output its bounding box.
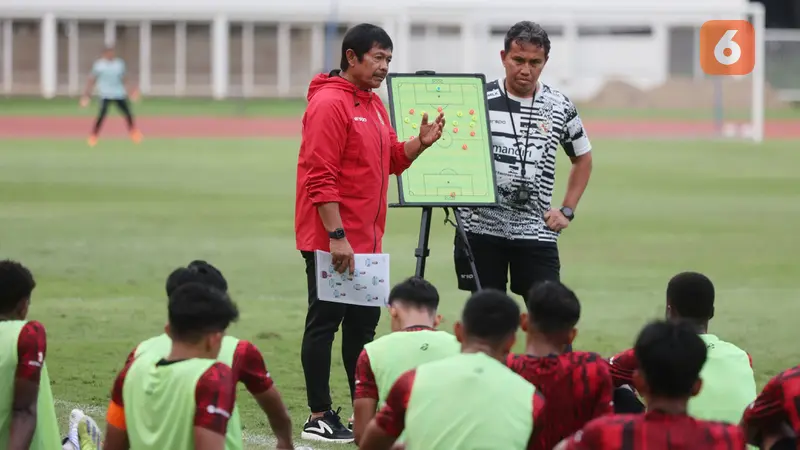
[53,398,319,450]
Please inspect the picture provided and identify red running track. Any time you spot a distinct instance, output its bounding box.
[0,116,798,139]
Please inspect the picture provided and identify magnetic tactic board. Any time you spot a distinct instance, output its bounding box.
[386,73,499,207]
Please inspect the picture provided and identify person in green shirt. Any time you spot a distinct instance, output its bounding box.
[359,289,546,450]
[608,271,757,424]
[351,276,460,444]
[0,259,101,450]
[103,282,240,450]
[122,260,295,450]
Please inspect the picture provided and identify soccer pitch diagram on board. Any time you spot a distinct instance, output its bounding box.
[386,73,498,207]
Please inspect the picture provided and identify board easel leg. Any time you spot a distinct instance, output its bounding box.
[414,206,434,278]
[450,208,482,291]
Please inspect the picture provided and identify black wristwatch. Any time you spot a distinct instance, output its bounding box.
[328,228,346,240]
[560,206,575,221]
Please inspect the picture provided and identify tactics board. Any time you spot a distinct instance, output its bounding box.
[386,73,499,207]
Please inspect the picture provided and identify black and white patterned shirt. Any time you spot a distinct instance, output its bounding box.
[457,79,591,242]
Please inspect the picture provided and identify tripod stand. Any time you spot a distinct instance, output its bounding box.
[389,204,482,290]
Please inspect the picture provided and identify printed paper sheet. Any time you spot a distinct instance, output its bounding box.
[315,250,390,307]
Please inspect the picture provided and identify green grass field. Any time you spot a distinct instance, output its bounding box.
[1,100,799,449]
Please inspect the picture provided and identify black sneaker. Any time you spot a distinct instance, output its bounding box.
[300,407,354,443]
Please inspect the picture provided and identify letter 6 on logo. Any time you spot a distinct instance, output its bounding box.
[700,20,755,75]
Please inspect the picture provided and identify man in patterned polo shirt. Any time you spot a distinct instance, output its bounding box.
[454,21,594,319]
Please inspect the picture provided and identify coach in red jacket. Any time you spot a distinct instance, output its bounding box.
[294,23,445,443]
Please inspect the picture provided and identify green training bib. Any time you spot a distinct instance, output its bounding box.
[405,352,535,449]
[364,329,460,407]
[123,356,218,450]
[133,333,244,450]
[0,320,61,450]
[689,334,757,424]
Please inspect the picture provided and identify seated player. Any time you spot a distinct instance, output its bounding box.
[507,280,613,449]
[740,364,800,450]
[359,289,545,450]
[0,259,102,450]
[608,271,756,422]
[555,319,747,450]
[352,277,460,444]
[122,260,295,450]
[104,282,239,450]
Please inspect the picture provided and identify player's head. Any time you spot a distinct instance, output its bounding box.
[387,277,442,331]
[339,23,393,90]
[0,259,36,320]
[165,260,228,297]
[455,289,520,357]
[166,282,239,358]
[102,46,115,59]
[500,21,550,97]
[632,319,707,401]
[665,272,715,326]
[523,280,580,350]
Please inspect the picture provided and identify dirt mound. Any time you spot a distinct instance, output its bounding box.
[585,77,786,110]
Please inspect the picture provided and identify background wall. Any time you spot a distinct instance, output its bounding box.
[0,0,795,121]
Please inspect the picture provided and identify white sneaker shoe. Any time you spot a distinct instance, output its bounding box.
[66,409,83,449]
[66,409,102,449]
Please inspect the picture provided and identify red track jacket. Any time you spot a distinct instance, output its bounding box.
[295,72,413,254]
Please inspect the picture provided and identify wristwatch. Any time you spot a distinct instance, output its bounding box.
[560,206,575,221]
[328,228,346,239]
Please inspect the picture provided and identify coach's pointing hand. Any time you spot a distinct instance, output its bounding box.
[330,237,355,277]
[418,112,446,148]
[544,208,570,233]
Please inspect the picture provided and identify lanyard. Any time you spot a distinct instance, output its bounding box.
[503,82,537,178]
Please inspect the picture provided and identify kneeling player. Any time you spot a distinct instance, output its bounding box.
[555,320,746,450]
[0,259,102,450]
[123,260,295,450]
[740,364,800,450]
[103,282,239,450]
[352,277,459,444]
[507,280,613,449]
[359,289,545,450]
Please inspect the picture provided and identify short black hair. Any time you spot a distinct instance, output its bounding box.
[461,289,520,344]
[667,272,715,321]
[165,260,228,297]
[167,282,239,343]
[340,23,393,72]
[525,280,581,334]
[387,276,439,311]
[504,21,551,58]
[634,319,707,398]
[0,260,36,314]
